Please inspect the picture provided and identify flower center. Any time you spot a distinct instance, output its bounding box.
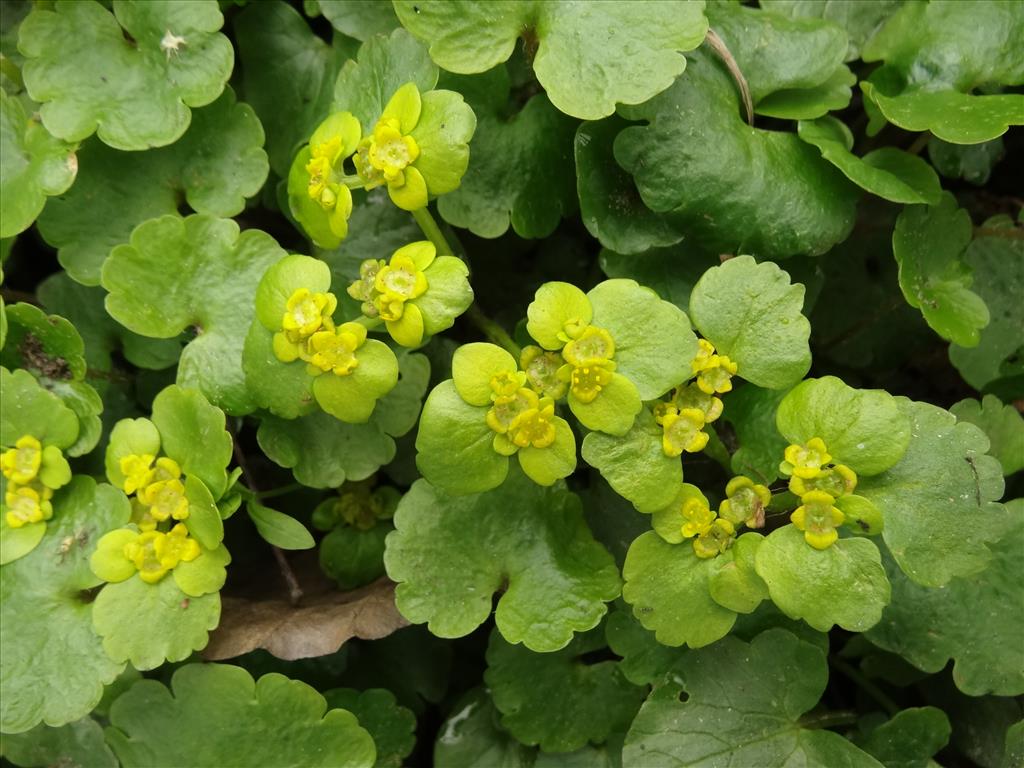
[509,399,557,449]
[569,363,613,404]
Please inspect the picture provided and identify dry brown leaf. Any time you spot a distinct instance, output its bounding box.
[203,575,409,661]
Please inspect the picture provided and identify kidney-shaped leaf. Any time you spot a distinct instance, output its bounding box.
[615,51,858,260]
[384,466,621,652]
[622,628,883,767]
[18,0,233,150]
[0,478,129,734]
[393,0,708,120]
[689,255,811,389]
[102,215,287,414]
[106,664,376,768]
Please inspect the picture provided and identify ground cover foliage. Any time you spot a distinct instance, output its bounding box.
[0,0,1022,766]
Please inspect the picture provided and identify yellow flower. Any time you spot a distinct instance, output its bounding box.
[306,322,367,377]
[791,490,845,550]
[661,407,709,457]
[680,497,715,539]
[273,288,339,365]
[354,83,429,210]
[719,475,771,528]
[508,397,557,449]
[520,346,568,400]
[691,339,737,394]
[561,326,615,367]
[1,435,42,484]
[693,518,736,559]
[374,254,429,321]
[486,387,539,435]
[564,361,615,404]
[4,483,53,528]
[119,453,155,495]
[138,477,189,522]
[490,370,528,399]
[123,523,200,584]
[781,437,832,479]
[790,463,857,498]
[671,383,724,424]
[347,259,385,317]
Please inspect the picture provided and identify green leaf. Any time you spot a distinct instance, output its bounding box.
[2,302,85,380]
[18,0,233,150]
[798,117,942,204]
[604,607,684,687]
[599,245,718,312]
[707,3,849,113]
[393,0,708,120]
[432,688,534,768]
[861,2,1024,143]
[318,1,399,41]
[320,524,389,591]
[38,87,268,285]
[0,89,77,238]
[951,395,1024,476]
[722,383,790,484]
[893,192,989,347]
[708,532,770,614]
[622,628,883,767]
[235,1,349,177]
[1003,721,1024,768]
[576,118,687,256]
[437,67,577,239]
[0,519,46,566]
[322,688,415,768]
[385,466,621,652]
[866,511,1024,697]
[0,366,79,450]
[484,626,645,752]
[756,66,857,121]
[183,475,223,550]
[760,0,903,61]
[616,50,858,260]
[582,409,681,514]
[150,384,233,500]
[92,575,220,671]
[415,380,508,495]
[247,502,315,550]
[37,273,181,372]
[1,478,129,733]
[689,255,811,389]
[929,136,1005,186]
[621,531,738,647]
[102,215,287,414]
[0,717,117,768]
[589,278,697,400]
[106,664,376,768]
[258,412,394,489]
[332,27,438,131]
[755,526,890,632]
[776,376,912,476]
[859,398,1006,587]
[949,215,1024,390]
[173,543,230,598]
[858,707,951,768]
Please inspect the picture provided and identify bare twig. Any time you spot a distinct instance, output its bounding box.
[704,29,754,126]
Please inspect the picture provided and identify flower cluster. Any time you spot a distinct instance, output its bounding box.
[119,453,191,531]
[780,437,859,549]
[1,435,71,528]
[288,82,475,248]
[676,475,770,559]
[346,241,471,348]
[654,339,737,458]
[312,479,399,533]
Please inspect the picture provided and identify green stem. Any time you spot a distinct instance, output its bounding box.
[256,482,305,501]
[799,709,860,730]
[412,206,454,256]
[467,304,521,359]
[906,131,931,156]
[830,658,900,716]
